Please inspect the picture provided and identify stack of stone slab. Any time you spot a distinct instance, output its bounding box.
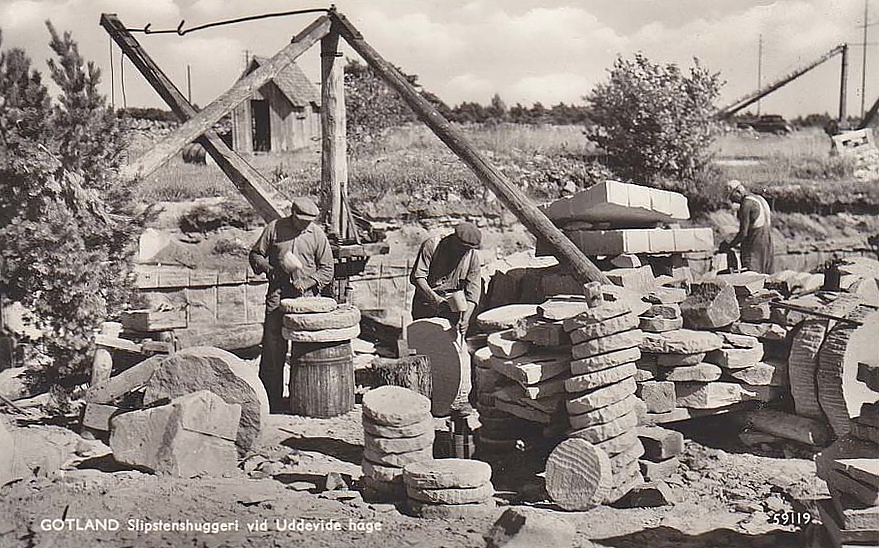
[560,297,647,503]
[535,181,714,258]
[280,297,360,342]
[361,386,434,501]
[815,396,879,548]
[403,459,495,518]
[476,308,573,451]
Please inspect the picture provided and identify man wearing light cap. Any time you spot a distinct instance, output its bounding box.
[249,197,334,412]
[409,222,482,332]
[720,180,775,274]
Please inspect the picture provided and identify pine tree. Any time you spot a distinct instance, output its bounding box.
[0,24,136,393]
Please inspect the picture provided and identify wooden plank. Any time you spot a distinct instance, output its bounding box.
[94,335,142,354]
[331,10,610,286]
[321,28,349,238]
[100,13,288,221]
[121,16,331,181]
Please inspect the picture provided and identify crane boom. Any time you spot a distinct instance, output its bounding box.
[716,44,847,119]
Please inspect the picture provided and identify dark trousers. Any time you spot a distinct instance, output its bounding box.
[259,309,288,413]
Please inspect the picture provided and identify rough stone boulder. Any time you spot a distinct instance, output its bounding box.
[109,390,240,477]
[484,507,577,548]
[680,281,740,329]
[141,347,269,455]
[640,330,723,355]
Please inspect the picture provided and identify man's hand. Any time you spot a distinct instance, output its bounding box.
[292,276,315,294]
[429,291,446,308]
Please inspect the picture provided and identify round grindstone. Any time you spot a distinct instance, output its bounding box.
[279,296,338,314]
[362,386,431,427]
[571,347,642,376]
[281,324,360,342]
[361,459,404,483]
[569,313,640,344]
[282,304,360,331]
[362,446,434,468]
[567,411,639,444]
[405,482,495,505]
[477,305,540,332]
[403,459,492,490]
[362,415,434,439]
[406,499,498,519]
[364,430,435,454]
[565,363,637,393]
[545,438,612,511]
[568,394,638,430]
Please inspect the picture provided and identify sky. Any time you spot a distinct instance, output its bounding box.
[0,0,876,117]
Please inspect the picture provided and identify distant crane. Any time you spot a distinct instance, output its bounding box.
[716,44,849,121]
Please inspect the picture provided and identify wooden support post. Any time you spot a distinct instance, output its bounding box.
[91,348,113,387]
[120,15,331,182]
[330,11,609,285]
[100,13,288,221]
[840,44,849,123]
[321,28,349,239]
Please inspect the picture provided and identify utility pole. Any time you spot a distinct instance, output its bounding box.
[757,34,763,116]
[861,0,869,119]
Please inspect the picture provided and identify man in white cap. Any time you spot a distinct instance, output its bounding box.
[720,180,775,273]
[249,197,334,412]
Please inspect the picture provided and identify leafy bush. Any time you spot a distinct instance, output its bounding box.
[0,24,137,391]
[587,53,722,183]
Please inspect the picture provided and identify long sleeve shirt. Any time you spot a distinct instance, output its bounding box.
[249,218,334,311]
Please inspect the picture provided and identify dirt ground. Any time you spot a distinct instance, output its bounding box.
[0,405,830,548]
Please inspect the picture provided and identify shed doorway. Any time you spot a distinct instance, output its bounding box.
[251,99,271,152]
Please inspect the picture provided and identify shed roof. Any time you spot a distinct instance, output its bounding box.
[244,56,320,108]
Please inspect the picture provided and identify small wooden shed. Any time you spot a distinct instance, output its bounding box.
[231,57,321,153]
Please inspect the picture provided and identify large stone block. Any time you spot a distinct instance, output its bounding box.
[637,426,684,461]
[680,281,740,329]
[540,180,690,225]
[675,382,777,409]
[141,347,268,455]
[640,330,723,355]
[491,352,571,385]
[109,390,240,477]
[572,329,643,360]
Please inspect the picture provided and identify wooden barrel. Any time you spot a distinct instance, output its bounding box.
[289,341,354,418]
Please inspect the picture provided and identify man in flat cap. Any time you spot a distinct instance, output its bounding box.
[250,197,334,412]
[720,180,775,274]
[409,222,483,333]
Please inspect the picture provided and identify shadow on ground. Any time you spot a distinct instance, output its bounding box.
[597,525,803,548]
[281,435,363,465]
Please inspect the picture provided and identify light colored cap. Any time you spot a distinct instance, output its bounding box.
[726,180,745,197]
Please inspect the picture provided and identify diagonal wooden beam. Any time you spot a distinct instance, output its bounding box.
[330,10,610,285]
[121,15,331,181]
[101,13,288,220]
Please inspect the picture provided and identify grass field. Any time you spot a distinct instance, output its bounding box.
[130,123,877,219]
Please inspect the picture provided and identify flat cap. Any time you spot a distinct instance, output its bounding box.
[454,222,482,249]
[290,196,320,219]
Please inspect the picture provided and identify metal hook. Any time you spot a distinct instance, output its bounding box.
[143,23,152,34]
[176,20,186,35]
